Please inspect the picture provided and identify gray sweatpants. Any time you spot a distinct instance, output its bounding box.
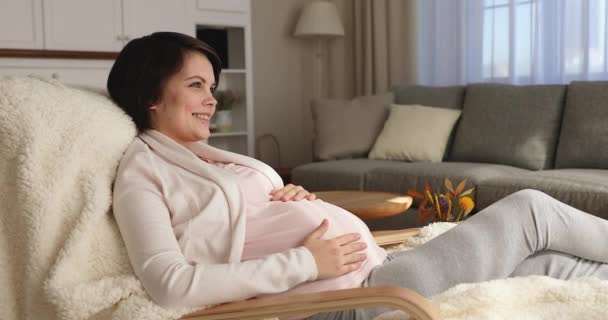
[306,189,608,320]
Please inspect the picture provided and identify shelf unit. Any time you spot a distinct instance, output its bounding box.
[190,0,254,157]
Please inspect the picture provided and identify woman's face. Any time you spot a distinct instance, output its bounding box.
[149,51,217,145]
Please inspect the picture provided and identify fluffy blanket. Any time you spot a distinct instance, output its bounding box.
[0,77,193,320]
[375,223,608,320]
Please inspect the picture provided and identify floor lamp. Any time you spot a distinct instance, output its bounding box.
[293,0,345,98]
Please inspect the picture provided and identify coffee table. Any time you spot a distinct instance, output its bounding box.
[314,191,412,220]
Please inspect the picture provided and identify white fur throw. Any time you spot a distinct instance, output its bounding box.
[375,223,608,320]
[0,77,193,320]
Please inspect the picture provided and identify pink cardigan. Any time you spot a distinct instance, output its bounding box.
[112,130,318,308]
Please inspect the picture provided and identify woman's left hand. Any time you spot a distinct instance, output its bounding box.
[270,184,316,201]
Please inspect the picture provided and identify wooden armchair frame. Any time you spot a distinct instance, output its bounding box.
[182,228,441,320]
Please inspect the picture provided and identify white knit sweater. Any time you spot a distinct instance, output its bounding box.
[112,130,318,308]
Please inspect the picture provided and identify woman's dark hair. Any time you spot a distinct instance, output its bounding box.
[107,32,222,132]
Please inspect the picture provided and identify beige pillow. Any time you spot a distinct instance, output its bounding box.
[312,92,394,160]
[369,104,462,162]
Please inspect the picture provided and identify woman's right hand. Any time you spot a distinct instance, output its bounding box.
[302,219,368,280]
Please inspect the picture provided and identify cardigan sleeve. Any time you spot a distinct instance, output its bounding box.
[112,150,318,309]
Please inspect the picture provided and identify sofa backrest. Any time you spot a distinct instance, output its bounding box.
[447,83,566,170]
[378,81,608,170]
[392,85,465,110]
[555,81,608,169]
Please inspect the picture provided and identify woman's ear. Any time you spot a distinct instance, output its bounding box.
[148,105,158,110]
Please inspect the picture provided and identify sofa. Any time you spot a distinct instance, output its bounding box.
[292,82,608,228]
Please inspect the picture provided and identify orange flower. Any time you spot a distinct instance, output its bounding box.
[407,178,476,223]
[459,196,474,211]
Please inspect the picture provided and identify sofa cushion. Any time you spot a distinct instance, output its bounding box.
[392,85,465,109]
[292,159,396,191]
[449,83,566,170]
[311,92,394,160]
[476,169,608,219]
[363,161,529,206]
[555,81,608,169]
[368,104,462,162]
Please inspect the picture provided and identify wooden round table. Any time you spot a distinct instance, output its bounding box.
[314,191,413,220]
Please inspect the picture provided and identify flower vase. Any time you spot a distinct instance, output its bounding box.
[215,110,233,133]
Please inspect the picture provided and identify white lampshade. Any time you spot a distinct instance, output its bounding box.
[294,1,345,39]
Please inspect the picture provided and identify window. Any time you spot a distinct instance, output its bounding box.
[483,0,536,80]
[418,0,608,85]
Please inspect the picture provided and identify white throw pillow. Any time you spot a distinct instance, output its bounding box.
[368,104,462,162]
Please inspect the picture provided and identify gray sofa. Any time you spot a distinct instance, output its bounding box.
[292,82,608,228]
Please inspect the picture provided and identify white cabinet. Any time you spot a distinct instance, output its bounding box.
[123,0,191,39]
[43,0,123,51]
[43,0,191,52]
[196,0,249,13]
[0,0,43,49]
[0,58,113,90]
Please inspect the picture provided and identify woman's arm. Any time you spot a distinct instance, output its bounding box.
[113,182,318,309]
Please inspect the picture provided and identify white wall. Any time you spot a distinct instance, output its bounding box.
[252,0,312,168]
[251,0,354,168]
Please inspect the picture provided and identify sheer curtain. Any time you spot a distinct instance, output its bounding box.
[418,0,608,85]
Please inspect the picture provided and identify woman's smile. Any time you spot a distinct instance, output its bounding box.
[193,112,211,122]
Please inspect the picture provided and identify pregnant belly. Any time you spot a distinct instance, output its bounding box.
[243,199,388,298]
[241,199,379,262]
